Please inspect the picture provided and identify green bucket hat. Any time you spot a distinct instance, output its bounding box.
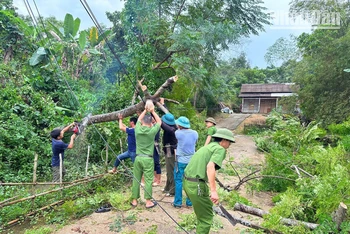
[212,128,235,142]
[205,117,216,125]
[161,113,176,125]
[175,116,191,128]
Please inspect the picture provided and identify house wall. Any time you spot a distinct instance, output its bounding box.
[242,98,259,113]
[241,98,277,114]
[260,99,277,114]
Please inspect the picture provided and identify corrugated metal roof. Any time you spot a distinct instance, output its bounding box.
[240,83,296,93]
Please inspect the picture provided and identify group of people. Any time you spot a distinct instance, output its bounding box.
[50,99,235,234]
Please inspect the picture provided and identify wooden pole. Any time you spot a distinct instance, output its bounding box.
[0,182,71,186]
[85,145,90,178]
[31,153,38,211]
[105,144,108,173]
[5,200,64,228]
[59,153,63,185]
[0,174,104,208]
[0,196,19,206]
[32,153,38,184]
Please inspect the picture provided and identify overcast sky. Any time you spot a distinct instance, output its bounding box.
[13,0,310,68]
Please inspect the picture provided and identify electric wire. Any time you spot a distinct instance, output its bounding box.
[27,0,137,184]
[77,3,190,233]
[79,0,144,104]
[25,1,189,233]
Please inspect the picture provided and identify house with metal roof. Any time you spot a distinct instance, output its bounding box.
[239,83,297,114]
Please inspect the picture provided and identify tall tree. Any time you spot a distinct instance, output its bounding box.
[106,0,271,109]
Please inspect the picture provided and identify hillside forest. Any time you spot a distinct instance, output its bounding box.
[1,0,350,233]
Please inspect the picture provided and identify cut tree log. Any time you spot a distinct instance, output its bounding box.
[86,75,178,124]
[332,202,347,230]
[213,205,282,234]
[234,203,319,230]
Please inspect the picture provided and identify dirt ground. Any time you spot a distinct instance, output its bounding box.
[53,114,273,234]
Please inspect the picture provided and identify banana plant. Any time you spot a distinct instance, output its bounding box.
[30,13,111,79]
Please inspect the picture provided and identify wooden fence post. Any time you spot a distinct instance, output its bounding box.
[105,144,108,172]
[31,153,38,211]
[59,153,63,185]
[85,145,90,178]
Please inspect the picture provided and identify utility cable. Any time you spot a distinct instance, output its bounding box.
[79,0,144,104]
[27,1,189,233]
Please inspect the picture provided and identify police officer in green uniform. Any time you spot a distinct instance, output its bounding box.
[204,117,217,146]
[183,128,235,234]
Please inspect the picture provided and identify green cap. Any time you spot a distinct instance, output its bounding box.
[205,117,216,125]
[212,128,235,142]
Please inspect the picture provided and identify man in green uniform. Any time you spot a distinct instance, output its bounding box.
[183,128,235,234]
[204,117,217,145]
[131,104,161,208]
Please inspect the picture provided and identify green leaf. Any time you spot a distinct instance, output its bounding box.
[29,47,47,66]
[88,49,102,55]
[96,30,111,44]
[343,69,350,73]
[78,31,87,50]
[73,17,81,37]
[48,21,64,39]
[63,13,74,38]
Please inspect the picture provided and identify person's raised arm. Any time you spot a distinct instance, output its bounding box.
[67,134,76,149]
[118,114,127,132]
[60,122,75,138]
[138,109,147,122]
[207,161,219,204]
[150,109,161,125]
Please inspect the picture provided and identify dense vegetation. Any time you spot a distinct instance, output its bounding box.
[1,0,350,233]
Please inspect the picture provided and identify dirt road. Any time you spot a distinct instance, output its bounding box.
[54,124,274,234]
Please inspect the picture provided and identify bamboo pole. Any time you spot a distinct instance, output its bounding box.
[0,174,104,208]
[0,182,71,186]
[85,145,90,178]
[4,187,95,229]
[5,200,64,228]
[0,196,19,206]
[0,174,104,186]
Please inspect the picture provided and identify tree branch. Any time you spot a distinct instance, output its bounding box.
[234,203,319,230]
[152,50,187,70]
[171,0,186,33]
[153,75,178,97]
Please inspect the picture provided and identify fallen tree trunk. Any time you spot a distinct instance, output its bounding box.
[213,205,282,234]
[86,75,178,124]
[332,202,347,230]
[234,203,319,230]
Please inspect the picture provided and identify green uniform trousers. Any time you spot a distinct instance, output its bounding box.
[183,179,213,234]
[131,156,154,200]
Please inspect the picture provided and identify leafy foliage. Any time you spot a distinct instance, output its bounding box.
[257,110,350,229]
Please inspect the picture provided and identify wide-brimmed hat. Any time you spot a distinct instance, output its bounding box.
[175,116,191,128]
[161,113,175,125]
[205,117,216,125]
[212,128,235,142]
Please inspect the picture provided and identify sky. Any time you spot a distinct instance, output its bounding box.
[13,0,311,68]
